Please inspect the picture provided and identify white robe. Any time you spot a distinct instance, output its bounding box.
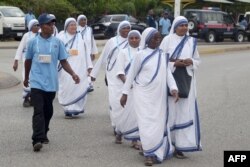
[77,25,98,86]
[77,26,98,56]
[90,36,128,127]
[57,32,93,115]
[122,48,178,161]
[114,46,139,140]
[160,33,202,152]
[15,31,37,98]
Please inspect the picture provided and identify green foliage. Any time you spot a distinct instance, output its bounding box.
[1,0,250,24]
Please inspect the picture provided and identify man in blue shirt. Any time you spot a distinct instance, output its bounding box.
[24,13,80,152]
[25,9,36,30]
[159,12,171,37]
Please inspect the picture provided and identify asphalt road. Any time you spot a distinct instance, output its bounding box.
[0,49,249,167]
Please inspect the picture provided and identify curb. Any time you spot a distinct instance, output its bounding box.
[199,45,250,55]
[0,72,21,89]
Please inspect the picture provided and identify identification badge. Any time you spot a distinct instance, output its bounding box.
[69,49,78,56]
[38,54,51,63]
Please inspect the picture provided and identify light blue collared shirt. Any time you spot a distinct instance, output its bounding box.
[26,34,69,92]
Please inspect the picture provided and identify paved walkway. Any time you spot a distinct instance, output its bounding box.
[1,40,250,89]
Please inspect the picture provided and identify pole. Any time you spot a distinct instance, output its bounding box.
[174,0,181,18]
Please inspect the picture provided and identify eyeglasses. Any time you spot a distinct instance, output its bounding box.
[33,24,40,27]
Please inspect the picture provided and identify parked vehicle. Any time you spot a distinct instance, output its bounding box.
[90,14,147,39]
[0,6,26,40]
[184,9,247,43]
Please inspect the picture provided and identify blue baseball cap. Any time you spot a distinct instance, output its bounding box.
[38,13,56,25]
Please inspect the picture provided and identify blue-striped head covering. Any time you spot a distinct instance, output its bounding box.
[64,17,77,31]
[169,16,188,34]
[117,20,131,36]
[139,27,158,49]
[28,19,39,31]
[77,14,87,25]
[128,30,141,39]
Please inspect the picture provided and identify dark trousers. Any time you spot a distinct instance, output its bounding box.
[31,88,56,145]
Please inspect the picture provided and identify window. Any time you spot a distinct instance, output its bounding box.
[0,8,24,17]
[111,15,126,22]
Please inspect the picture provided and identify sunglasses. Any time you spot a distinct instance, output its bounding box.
[33,24,40,27]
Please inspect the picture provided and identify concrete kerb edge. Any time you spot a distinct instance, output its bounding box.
[199,45,250,55]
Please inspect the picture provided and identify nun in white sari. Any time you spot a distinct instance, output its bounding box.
[160,16,202,158]
[57,18,93,118]
[77,15,98,60]
[13,19,39,107]
[90,21,130,128]
[113,30,141,146]
[77,15,98,92]
[120,27,178,165]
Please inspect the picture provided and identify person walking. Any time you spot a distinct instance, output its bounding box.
[77,14,98,92]
[120,27,178,166]
[90,21,131,132]
[159,11,171,38]
[160,16,202,159]
[25,9,36,30]
[57,18,93,118]
[113,30,141,148]
[13,19,40,107]
[24,13,80,152]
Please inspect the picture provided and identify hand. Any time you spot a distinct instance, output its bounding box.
[171,89,179,103]
[174,59,186,67]
[91,76,96,82]
[120,94,127,108]
[72,74,80,84]
[23,79,29,87]
[91,54,95,61]
[183,58,193,66]
[13,60,18,71]
[87,68,92,75]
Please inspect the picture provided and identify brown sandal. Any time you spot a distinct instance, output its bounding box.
[131,141,140,150]
[144,157,153,166]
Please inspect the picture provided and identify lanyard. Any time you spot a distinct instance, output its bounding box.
[81,27,87,39]
[124,47,139,75]
[36,37,52,53]
[65,33,78,50]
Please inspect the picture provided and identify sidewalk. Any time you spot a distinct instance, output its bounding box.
[1,40,250,55]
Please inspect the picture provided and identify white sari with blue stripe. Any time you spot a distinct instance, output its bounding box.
[57,32,92,115]
[114,46,140,140]
[160,32,202,152]
[122,47,178,161]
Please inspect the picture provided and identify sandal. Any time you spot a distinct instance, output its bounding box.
[131,141,140,150]
[115,134,122,144]
[144,157,153,166]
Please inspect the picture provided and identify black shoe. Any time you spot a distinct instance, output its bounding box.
[33,142,43,152]
[23,99,31,107]
[65,113,73,119]
[41,138,49,144]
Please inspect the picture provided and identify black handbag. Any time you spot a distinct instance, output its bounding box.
[168,66,192,98]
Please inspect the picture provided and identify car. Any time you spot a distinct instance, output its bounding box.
[90,14,147,39]
[184,8,247,43]
[0,6,26,40]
